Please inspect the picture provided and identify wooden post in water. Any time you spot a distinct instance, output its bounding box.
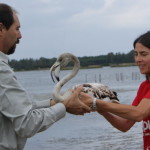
[132,72,140,80]
[132,72,134,80]
[99,74,101,83]
[95,74,97,82]
[85,74,87,83]
[120,73,124,81]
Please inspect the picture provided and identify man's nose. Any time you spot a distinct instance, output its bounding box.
[18,31,22,39]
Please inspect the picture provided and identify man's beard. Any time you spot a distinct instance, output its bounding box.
[7,39,19,55]
[7,44,16,55]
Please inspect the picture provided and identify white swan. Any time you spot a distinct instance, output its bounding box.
[50,53,119,103]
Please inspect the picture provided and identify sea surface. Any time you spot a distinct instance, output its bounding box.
[15,66,144,150]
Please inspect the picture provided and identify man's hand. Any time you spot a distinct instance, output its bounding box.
[62,86,92,115]
[79,92,93,109]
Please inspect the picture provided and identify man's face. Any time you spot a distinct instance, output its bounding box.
[3,12,22,55]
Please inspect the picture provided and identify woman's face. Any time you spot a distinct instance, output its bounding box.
[134,43,150,78]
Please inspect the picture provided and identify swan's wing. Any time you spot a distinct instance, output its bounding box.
[74,83,119,103]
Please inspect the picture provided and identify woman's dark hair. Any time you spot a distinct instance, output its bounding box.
[0,3,16,30]
[133,31,150,49]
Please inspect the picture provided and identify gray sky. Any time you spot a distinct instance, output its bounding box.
[2,0,150,60]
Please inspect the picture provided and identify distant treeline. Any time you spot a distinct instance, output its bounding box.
[9,50,135,71]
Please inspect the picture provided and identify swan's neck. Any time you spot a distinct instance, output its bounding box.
[53,57,80,102]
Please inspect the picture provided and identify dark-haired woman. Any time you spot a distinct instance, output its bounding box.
[81,31,150,150]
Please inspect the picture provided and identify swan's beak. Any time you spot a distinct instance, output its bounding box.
[50,62,60,83]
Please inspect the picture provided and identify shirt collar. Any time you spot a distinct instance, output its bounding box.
[0,51,9,64]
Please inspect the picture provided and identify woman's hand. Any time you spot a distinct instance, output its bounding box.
[62,86,92,115]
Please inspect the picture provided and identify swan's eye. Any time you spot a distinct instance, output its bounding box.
[59,58,63,62]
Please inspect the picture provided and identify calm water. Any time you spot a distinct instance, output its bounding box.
[15,66,144,150]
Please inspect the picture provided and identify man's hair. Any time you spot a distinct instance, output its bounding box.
[0,3,17,30]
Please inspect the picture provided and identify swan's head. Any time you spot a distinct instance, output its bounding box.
[50,53,79,83]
